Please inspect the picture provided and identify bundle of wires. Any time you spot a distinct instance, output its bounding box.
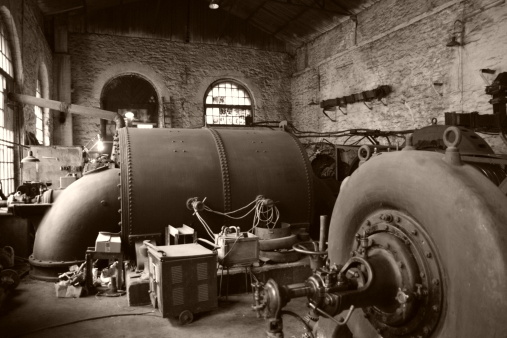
[191,195,280,240]
[251,120,413,145]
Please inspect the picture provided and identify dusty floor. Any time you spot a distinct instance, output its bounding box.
[0,277,311,338]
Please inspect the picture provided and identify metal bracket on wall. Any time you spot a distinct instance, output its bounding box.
[480,68,496,86]
[322,109,337,122]
[363,102,373,110]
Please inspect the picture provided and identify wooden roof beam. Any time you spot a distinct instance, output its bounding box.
[265,0,349,15]
[245,0,270,23]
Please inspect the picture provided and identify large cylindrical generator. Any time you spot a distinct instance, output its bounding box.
[30,128,332,280]
[118,128,314,249]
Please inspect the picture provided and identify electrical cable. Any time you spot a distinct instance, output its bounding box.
[195,196,280,235]
[194,210,216,240]
[17,312,160,336]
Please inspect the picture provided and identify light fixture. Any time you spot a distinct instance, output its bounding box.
[446,36,461,47]
[21,150,40,163]
[96,134,105,152]
[209,0,219,9]
[125,111,134,120]
[1,139,40,163]
[446,19,464,47]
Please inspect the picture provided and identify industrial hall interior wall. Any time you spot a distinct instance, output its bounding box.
[3,0,506,156]
[292,0,507,153]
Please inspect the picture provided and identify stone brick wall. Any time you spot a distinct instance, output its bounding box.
[291,0,507,154]
[69,33,291,146]
[0,0,54,145]
[22,0,53,145]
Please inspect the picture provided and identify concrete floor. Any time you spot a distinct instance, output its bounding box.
[0,277,310,338]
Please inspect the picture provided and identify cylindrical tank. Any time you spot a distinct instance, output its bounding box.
[119,128,315,249]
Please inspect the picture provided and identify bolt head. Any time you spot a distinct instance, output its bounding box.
[426,252,432,258]
[432,278,440,286]
[411,229,418,236]
[365,220,371,226]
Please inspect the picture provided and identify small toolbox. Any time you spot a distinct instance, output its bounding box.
[215,226,259,267]
[146,242,217,324]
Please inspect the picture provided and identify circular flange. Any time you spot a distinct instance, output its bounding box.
[355,210,443,338]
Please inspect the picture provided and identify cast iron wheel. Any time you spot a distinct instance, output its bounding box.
[326,150,507,338]
[179,310,193,325]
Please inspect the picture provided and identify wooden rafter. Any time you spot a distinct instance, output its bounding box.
[265,0,349,15]
[245,0,270,23]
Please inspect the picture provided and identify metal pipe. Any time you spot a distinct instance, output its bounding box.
[7,92,125,129]
[319,215,328,252]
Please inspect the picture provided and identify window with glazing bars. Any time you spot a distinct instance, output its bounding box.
[0,23,14,195]
[204,81,252,126]
[35,80,44,144]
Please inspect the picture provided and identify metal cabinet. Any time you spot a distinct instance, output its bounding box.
[147,243,217,324]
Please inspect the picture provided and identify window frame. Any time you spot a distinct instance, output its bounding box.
[0,21,15,195]
[203,80,254,127]
[35,79,44,145]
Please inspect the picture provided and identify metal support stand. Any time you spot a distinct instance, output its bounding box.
[85,247,123,292]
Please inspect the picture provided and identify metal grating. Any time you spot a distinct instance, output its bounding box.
[196,262,208,281]
[171,265,183,284]
[172,287,184,306]
[197,284,208,302]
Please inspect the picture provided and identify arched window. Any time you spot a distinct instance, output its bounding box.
[204,81,253,126]
[35,79,44,144]
[0,21,14,194]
